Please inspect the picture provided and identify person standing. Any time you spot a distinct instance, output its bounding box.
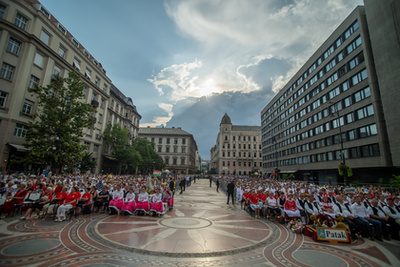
[209,176,212,187]
[216,179,220,192]
[227,179,235,205]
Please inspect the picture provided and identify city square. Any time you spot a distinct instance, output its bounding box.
[1,178,399,267]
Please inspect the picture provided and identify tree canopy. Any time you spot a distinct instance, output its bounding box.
[24,71,95,173]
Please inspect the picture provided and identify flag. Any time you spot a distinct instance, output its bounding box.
[153,170,162,177]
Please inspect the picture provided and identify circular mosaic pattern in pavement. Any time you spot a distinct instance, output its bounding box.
[90,208,273,256]
[159,217,212,229]
[1,238,61,256]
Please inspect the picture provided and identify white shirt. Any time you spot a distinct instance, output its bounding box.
[383,205,400,219]
[266,197,278,208]
[351,202,369,218]
[367,205,386,218]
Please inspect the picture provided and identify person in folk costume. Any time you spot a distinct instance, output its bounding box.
[109,184,124,215]
[368,199,392,240]
[284,193,301,218]
[320,195,336,218]
[150,187,163,215]
[163,187,174,209]
[382,198,400,240]
[136,186,150,214]
[278,191,286,209]
[121,187,136,215]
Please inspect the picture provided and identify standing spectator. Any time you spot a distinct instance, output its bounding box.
[216,179,220,192]
[227,179,235,205]
[209,177,212,187]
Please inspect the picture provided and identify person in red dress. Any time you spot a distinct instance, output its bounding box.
[0,183,28,218]
[284,194,301,218]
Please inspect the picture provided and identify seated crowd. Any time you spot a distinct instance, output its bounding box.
[218,176,400,242]
[0,173,178,222]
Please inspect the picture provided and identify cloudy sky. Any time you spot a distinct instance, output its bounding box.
[40,0,363,160]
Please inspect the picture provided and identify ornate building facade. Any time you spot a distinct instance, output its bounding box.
[0,0,141,173]
[138,127,198,175]
[210,114,262,176]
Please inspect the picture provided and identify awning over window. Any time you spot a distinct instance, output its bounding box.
[103,155,117,161]
[8,143,29,152]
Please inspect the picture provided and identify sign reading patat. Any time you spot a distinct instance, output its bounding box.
[316,227,350,243]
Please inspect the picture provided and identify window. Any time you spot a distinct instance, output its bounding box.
[93,144,99,153]
[85,69,92,79]
[347,36,362,54]
[98,113,102,123]
[33,53,44,67]
[15,14,28,30]
[0,91,7,108]
[354,87,371,102]
[165,158,169,164]
[173,158,177,165]
[0,4,5,19]
[344,96,352,107]
[356,104,374,120]
[346,113,354,124]
[328,87,340,99]
[359,124,377,138]
[181,158,185,165]
[360,144,380,157]
[73,58,81,70]
[71,38,79,47]
[325,58,336,73]
[7,37,22,55]
[58,46,66,58]
[0,63,15,80]
[95,77,100,86]
[14,123,27,138]
[326,72,338,86]
[158,146,162,152]
[40,30,50,45]
[22,100,33,115]
[53,66,61,77]
[103,84,108,93]
[57,23,66,34]
[348,129,357,140]
[174,138,178,144]
[181,147,186,153]
[29,75,39,89]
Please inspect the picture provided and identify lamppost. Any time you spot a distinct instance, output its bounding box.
[330,102,347,185]
[272,136,279,179]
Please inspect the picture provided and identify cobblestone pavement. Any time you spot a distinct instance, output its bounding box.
[1,179,399,267]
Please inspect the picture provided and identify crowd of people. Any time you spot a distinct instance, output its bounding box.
[216,176,400,242]
[0,173,180,221]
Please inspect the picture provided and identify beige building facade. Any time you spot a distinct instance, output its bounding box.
[138,127,198,175]
[210,114,262,176]
[260,2,400,184]
[0,0,141,174]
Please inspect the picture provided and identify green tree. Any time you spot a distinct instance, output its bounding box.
[132,138,165,175]
[25,71,95,173]
[102,124,141,174]
[79,152,97,173]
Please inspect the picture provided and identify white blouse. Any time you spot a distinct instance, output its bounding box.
[138,192,149,202]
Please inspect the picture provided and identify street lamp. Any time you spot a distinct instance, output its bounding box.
[330,102,347,185]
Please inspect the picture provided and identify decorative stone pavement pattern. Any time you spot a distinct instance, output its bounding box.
[0,178,399,267]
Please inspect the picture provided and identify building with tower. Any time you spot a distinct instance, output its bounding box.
[210,114,262,176]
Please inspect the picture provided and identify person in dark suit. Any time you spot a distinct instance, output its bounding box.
[227,180,235,205]
[216,179,220,192]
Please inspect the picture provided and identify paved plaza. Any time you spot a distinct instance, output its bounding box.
[0,179,399,267]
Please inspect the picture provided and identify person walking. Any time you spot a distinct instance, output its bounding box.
[209,177,212,187]
[216,179,220,192]
[179,179,184,194]
[227,179,235,205]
